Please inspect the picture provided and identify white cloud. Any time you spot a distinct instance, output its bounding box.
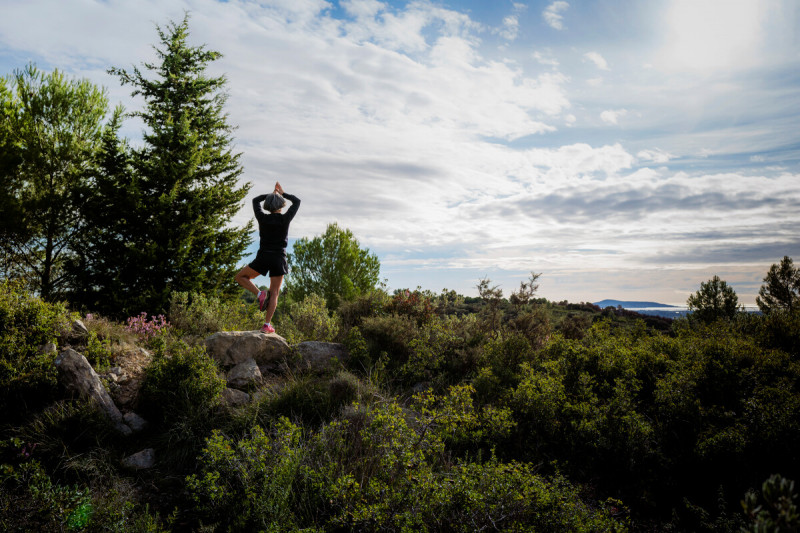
[637,149,675,163]
[750,155,766,162]
[532,50,559,67]
[499,15,520,40]
[600,109,628,124]
[586,77,603,87]
[656,0,771,71]
[543,1,569,30]
[583,51,609,70]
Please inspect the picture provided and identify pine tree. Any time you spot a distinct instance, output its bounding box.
[757,256,800,314]
[0,65,109,300]
[686,275,740,322]
[81,16,252,316]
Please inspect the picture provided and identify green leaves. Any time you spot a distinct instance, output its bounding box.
[687,275,741,322]
[288,222,381,309]
[757,256,800,314]
[1,64,109,299]
[77,15,252,317]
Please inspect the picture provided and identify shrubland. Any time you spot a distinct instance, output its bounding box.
[1,280,799,532]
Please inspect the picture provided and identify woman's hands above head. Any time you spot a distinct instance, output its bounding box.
[274,181,284,195]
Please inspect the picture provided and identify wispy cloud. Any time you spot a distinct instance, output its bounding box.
[583,51,609,70]
[600,109,627,124]
[543,1,569,30]
[499,15,520,40]
[637,149,674,164]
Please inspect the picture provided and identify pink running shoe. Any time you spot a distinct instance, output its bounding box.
[260,323,275,334]
[257,290,269,311]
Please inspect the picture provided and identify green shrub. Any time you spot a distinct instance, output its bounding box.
[11,400,114,477]
[303,401,621,532]
[0,460,91,532]
[168,291,262,339]
[275,293,340,344]
[185,419,304,531]
[742,474,799,532]
[259,371,366,428]
[0,280,74,419]
[83,330,114,372]
[359,313,418,364]
[140,342,224,424]
[337,289,389,331]
[343,326,371,373]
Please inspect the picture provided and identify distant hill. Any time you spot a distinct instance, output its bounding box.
[593,299,679,309]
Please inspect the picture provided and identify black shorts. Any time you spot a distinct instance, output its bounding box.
[248,250,288,277]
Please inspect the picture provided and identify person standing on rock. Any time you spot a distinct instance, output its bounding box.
[235,181,300,334]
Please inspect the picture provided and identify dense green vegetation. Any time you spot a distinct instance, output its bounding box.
[1,277,799,531]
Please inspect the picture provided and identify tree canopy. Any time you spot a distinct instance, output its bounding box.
[757,256,800,314]
[287,222,381,309]
[686,274,740,322]
[0,65,109,300]
[75,16,252,316]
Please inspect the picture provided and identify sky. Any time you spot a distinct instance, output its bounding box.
[2,0,799,305]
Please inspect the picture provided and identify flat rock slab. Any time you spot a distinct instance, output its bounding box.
[205,331,290,367]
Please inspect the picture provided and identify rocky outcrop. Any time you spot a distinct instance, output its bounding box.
[205,331,290,367]
[205,331,350,376]
[122,448,155,470]
[55,348,132,436]
[294,341,350,371]
[221,387,250,407]
[71,319,89,337]
[123,412,149,433]
[227,358,262,389]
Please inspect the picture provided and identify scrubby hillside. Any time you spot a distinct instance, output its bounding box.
[1,281,799,531]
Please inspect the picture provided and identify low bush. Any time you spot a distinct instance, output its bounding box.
[186,419,304,531]
[337,289,389,331]
[0,280,74,421]
[0,460,92,532]
[257,371,368,428]
[275,293,340,344]
[168,291,262,340]
[140,342,224,424]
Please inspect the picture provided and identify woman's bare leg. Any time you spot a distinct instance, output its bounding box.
[235,266,262,296]
[265,275,284,324]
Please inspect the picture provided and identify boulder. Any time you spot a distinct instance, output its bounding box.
[39,342,57,355]
[205,331,290,367]
[54,348,131,436]
[122,448,155,470]
[294,341,349,371]
[227,358,262,389]
[221,387,250,407]
[71,319,89,337]
[123,412,149,433]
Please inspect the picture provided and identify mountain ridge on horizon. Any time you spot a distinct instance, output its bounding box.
[593,299,680,309]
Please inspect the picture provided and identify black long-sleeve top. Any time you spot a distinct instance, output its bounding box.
[252,192,301,253]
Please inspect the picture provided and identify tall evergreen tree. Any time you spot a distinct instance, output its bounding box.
[757,256,800,314]
[80,16,252,316]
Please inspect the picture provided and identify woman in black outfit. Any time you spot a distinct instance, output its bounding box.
[235,181,300,334]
